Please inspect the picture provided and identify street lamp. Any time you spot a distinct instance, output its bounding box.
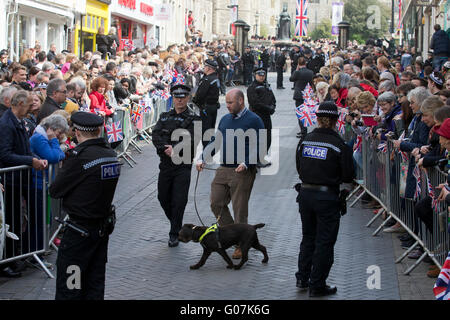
[227,4,239,22]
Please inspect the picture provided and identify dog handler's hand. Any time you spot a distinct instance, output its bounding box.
[196,160,205,172]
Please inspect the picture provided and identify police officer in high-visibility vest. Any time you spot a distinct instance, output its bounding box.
[50,111,120,300]
[295,101,355,297]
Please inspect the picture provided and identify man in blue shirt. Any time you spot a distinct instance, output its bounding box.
[197,88,264,259]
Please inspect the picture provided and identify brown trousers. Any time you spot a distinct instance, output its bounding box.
[210,166,257,226]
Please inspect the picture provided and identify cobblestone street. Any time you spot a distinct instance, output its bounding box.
[0,73,436,300]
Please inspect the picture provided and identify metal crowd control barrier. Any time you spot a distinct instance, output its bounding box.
[111,97,169,168]
[0,165,54,278]
[347,137,450,274]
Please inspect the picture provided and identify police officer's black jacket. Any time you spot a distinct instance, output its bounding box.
[192,72,220,108]
[296,128,355,188]
[152,108,201,166]
[49,138,120,220]
[276,54,286,69]
[260,51,270,69]
[242,52,255,66]
[247,81,276,116]
[307,55,325,74]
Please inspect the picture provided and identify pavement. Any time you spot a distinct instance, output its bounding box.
[0,73,437,300]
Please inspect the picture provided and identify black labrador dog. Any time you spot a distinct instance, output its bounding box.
[178,223,269,270]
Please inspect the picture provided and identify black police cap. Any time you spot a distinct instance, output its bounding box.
[170,84,191,98]
[254,67,266,76]
[316,102,339,118]
[204,59,218,69]
[71,111,104,132]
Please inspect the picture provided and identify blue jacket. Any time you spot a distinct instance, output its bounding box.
[203,108,265,168]
[381,104,402,141]
[431,30,450,56]
[0,109,34,186]
[30,126,66,189]
[400,114,431,199]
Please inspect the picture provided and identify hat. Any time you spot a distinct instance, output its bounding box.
[429,72,444,87]
[71,111,104,132]
[36,83,47,89]
[254,67,266,76]
[204,59,218,69]
[444,61,450,70]
[379,71,395,83]
[435,118,450,139]
[170,84,191,98]
[0,49,7,57]
[316,101,339,118]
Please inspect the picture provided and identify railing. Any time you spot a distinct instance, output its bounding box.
[348,137,450,274]
[0,96,171,278]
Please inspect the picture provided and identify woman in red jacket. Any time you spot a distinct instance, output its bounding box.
[89,77,112,117]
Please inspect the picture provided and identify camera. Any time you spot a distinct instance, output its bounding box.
[354,120,364,126]
[349,112,359,118]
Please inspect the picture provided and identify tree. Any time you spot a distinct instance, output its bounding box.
[260,24,269,38]
[343,0,390,43]
[310,18,332,41]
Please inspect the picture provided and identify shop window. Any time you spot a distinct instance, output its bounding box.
[18,15,28,57]
[48,23,59,51]
[122,22,130,38]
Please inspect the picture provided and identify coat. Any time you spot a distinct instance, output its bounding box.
[400,114,431,199]
[289,67,314,102]
[430,30,450,56]
[37,96,63,124]
[0,109,34,186]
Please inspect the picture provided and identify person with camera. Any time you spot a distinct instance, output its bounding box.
[247,67,276,165]
[373,92,402,141]
[295,101,355,297]
[49,111,121,300]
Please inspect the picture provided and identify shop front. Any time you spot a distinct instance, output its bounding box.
[110,0,158,51]
[8,0,77,60]
[74,0,110,56]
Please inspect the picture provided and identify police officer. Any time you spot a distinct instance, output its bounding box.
[276,49,287,89]
[217,46,230,95]
[50,111,121,300]
[152,84,201,247]
[247,67,276,163]
[260,46,270,72]
[290,45,302,89]
[192,59,220,148]
[295,102,355,297]
[242,46,255,86]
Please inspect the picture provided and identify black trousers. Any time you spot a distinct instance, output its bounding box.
[276,68,284,88]
[55,223,109,300]
[413,196,433,235]
[243,65,253,86]
[296,188,341,289]
[201,104,218,148]
[295,99,308,136]
[253,112,272,152]
[157,164,192,237]
[218,70,227,94]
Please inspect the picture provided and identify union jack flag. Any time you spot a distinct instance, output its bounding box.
[302,83,314,101]
[413,165,422,200]
[131,105,143,123]
[434,251,450,300]
[426,175,439,211]
[295,0,308,37]
[399,151,409,162]
[377,143,387,153]
[174,73,186,85]
[106,121,123,143]
[296,107,316,127]
[336,109,347,135]
[354,135,362,152]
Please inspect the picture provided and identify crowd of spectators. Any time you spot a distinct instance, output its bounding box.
[287,30,450,284]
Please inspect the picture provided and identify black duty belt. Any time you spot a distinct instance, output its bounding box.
[301,183,338,193]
